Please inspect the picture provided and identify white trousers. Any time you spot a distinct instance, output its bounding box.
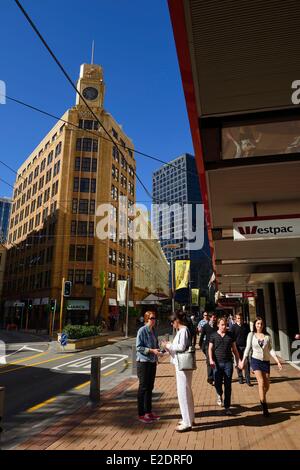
[175,368,195,427]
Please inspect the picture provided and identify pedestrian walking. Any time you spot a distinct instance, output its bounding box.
[197,311,209,351]
[136,311,161,423]
[162,311,195,432]
[239,316,282,417]
[230,313,251,386]
[199,312,218,384]
[208,316,241,415]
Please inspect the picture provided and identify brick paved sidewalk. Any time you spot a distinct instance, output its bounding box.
[16,350,300,450]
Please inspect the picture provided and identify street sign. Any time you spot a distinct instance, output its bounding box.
[60,333,68,346]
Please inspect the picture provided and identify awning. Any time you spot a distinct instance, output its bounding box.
[138,293,169,305]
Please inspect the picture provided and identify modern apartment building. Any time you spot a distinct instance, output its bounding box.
[2,63,136,330]
[0,197,12,242]
[152,153,211,296]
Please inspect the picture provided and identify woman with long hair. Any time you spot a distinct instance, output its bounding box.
[136,311,161,423]
[240,316,282,417]
[161,311,195,432]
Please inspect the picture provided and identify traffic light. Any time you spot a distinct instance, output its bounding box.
[63,281,72,297]
[28,299,33,310]
[50,299,56,312]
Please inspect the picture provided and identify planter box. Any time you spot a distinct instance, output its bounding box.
[57,333,109,351]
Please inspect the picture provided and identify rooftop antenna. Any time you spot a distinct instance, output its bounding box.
[91,40,95,64]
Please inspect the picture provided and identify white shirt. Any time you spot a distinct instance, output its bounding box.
[243,332,277,361]
[167,326,189,366]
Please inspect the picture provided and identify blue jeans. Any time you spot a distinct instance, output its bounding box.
[213,361,233,409]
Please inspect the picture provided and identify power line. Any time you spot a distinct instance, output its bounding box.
[13,0,200,204]
[2,93,199,179]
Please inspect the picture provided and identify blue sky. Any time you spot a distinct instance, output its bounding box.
[0,0,193,204]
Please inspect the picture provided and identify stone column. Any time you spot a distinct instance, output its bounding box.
[262,284,275,346]
[274,282,291,360]
[293,259,300,331]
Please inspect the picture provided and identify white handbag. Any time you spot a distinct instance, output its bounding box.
[176,346,197,370]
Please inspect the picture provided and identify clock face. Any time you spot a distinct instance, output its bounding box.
[82,87,99,101]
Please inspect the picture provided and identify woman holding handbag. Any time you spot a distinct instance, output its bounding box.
[239,316,282,417]
[161,311,195,433]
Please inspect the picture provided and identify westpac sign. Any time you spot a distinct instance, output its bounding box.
[233,215,300,241]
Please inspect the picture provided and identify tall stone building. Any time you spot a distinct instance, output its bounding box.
[2,63,136,330]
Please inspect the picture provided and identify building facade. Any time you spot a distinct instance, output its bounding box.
[134,213,169,303]
[0,197,12,242]
[152,153,211,297]
[168,0,300,359]
[2,63,136,330]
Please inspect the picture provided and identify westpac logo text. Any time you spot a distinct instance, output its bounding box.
[238,225,294,236]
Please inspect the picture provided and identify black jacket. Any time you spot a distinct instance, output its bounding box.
[199,322,218,349]
[230,323,250,348]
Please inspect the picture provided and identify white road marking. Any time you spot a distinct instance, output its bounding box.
[52,354,128,374]
[23,346,45,353]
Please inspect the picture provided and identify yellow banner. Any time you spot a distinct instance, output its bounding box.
[191,289,200,306]
[99,271,106,297]
[175,260,190,290]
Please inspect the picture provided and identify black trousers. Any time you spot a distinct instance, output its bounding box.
[137,361,157,416]
[205,345,214,381]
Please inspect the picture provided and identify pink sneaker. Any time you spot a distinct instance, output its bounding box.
[138,415,154,423]
[146,412,160,421]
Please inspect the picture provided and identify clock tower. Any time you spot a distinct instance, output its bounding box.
[76,63,105,109]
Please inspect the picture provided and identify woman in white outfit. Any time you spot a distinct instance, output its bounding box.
[162,311,195,432]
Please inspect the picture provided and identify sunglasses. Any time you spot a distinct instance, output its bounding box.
[149,317,156,320]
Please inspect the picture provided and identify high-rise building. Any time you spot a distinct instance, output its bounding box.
[2,63,136,330]
[0,197,12,242]
[152,153,211,297]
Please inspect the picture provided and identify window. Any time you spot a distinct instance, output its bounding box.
[30,200,36,213]
[55,142,62,157]
[113,146,119,162]
[111,185,118,201]
[79,119,99,130]
[128,148,133,158]
[120,139,125,148]
[112,128,118,139]
[34,166,39,178]
[52,180,59,197]
[75,270,85,284]
[40,158,46,171]
[70,221,94,237]
[69,245,93,261]
[32,182,38,196]
[53,160,60,176]
[112,164,119,181]
[109,249,117,265]
[29,218,34,232]
[42,207,48,222]
[108,272,116,288]
[44,188,50,203]
[39,176,44,190]
[35,213,41,227]
[47,151,53,165]
[76,138,98,152]
[46,168,52,184]
[80,178,90,192]
[28,172,33,184]
[26,188,32,201]
[52,133,57,142]
[37,194,42,208]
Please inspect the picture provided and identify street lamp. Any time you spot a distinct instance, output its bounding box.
[164,243,182,316]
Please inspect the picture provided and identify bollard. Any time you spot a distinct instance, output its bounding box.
[0,387,4,433]
[90,356,101,402]
[131,345,137,377]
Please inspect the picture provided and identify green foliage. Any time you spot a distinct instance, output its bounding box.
[119,306,139,317]
[62,324,102,339]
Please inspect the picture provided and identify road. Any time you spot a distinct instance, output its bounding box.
[0,331,135,449]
